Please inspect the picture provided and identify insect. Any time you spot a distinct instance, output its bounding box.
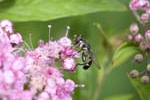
[74,34,100,69]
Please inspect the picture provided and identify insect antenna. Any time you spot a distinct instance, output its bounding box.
[93,58,101,69]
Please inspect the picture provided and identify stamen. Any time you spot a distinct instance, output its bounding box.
[23,40,32,50]
[29,33,34,49]
[12,48,26,54]
[65,26,70,37]
[48,25,52,41]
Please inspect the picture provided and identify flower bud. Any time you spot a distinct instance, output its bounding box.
[141,75,149,83]
[130,23,139,35]
[139,0,149,9]
[146,8,150,17]
[38,39,45,47]
[127,34,133,41]
[140,41,147,50]
[129,69,139,78]
[146,64,150,73]
[129,0,140,10]
[141,13,149,23]
[134,34,143,42]
[145,30,150,40]
[134,53,143,63]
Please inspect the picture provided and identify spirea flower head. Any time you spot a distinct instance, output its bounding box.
[0,21,83,100]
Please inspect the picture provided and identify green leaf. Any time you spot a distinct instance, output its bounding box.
[128,76,150,100]
[112,42,141,68]
[0,0,127,21]
[104,94,134,100]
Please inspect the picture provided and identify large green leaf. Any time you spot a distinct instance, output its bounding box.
[112,42,141,68]
[128,76,150,100]
[0,0,127,21]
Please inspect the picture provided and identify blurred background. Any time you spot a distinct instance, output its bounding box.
[0,0,142,100]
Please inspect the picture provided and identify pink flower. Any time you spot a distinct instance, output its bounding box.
[4,26,13,34]
[58,37,72,47]
[130,23,139,35]
[129,0,140,10]
[135,34,143,42]
[11,57,25,71]
[0,30,10,43]
[141,13,149,23]
[65,79,76,92]
[0,20,12,27]
[0,20,13,34]
[10,33,23,45]
[48,41,63,58]
[145,30,150,40]
[9,90,34,100]
[3,70,15,84]
[62,58,76,72]
[127,34,133,41]
[61,47,80,58]
[146,8,150,16]
[139,0,149,9]
[37,92,50,100]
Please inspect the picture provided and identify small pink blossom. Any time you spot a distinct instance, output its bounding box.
[4,26,13,34]
[146,8,150,16]
[135,34,143,42]
[61,47,80,58]
[10,33,23,45]
[58,37,72,47]
[48,41,63,58]
[130,23,139,35]
[37,92,50,100]
[141,13,149,23]
[139,0,149,9]
[62,58,76,72]
[129,0,140,10]
[3,70,15,84]
[127,34,133,41]
[11,57,25,71]
[0,20,12,27]
[0,20,13,34]
[145,30,150,40]
[9,90,34,100]
[65,79,76,92]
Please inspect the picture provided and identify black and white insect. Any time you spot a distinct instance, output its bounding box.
[74,34,100,70]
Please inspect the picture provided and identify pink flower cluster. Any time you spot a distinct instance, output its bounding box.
[128,0,150,84]
[0,20,82,100]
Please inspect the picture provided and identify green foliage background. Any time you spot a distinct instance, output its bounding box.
[0,0,147,100]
